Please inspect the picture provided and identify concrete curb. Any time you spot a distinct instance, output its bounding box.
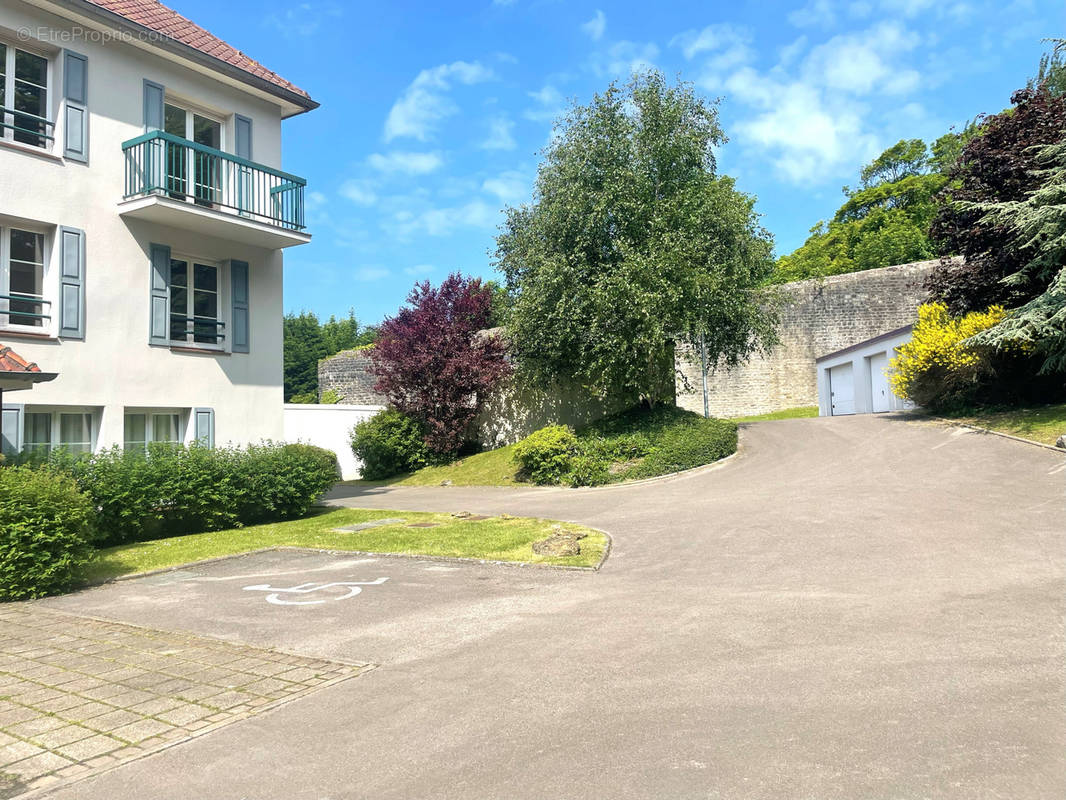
[79,524,614,590]
[946,421,1066,454]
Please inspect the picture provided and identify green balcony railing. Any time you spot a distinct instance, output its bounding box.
[122,130,306,231]
[0,293,50,328]
[0,106,54,148]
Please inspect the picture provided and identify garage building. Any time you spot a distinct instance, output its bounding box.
[816,326,914,416]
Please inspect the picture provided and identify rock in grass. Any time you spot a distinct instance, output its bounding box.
[532,527,588,557]
[1057,434,1065,449]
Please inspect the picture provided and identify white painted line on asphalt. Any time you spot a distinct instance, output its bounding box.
[242,578,389,606]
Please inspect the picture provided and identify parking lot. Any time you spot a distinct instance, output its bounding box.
[2,416,1062,799]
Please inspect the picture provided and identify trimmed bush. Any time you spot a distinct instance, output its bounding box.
[0,467,94,600]
[350,409,430,480]
[511,406,738,487]
[50,442,338,546]
[236,443,339,524]
[512,424,578,485]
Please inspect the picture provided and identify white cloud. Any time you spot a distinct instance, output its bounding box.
[384,61,494,142]
[366,151,444,174]
[480,116,516,150]
[389,201,498,237]
[265,2,342,38]
[590,41,659,78]
[788,0,839,28]
[482,170,529,204]
[725,68,880,183]
[404,264,434,276]
[802,22,920,94]
[524,85,565,123]
[670,23,751,62]
[354,266,390,281]
[493,0,516,5]
[581,10,607,41]
[339,180,377,205]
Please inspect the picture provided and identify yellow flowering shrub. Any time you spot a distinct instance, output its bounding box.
[890,303,1007,410]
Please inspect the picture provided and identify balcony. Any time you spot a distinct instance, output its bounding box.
[119,131,310,249]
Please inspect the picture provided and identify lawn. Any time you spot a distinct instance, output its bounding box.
[939,403,1066,447]
[365,444,523,487]
[352,404,737,489]
[81,507,608,584]
[731,406,819,423]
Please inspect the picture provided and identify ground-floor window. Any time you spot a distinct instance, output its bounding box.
[124,410,184,452]
[21,409,94,456]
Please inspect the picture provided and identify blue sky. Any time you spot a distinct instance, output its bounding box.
[173,0,1062,325]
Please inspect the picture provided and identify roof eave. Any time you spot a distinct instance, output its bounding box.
[56,0,319,117]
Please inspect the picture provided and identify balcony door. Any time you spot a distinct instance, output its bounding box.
[163,103,222,207]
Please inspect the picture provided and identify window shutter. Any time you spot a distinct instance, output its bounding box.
[149,243,170,346]
[230,260,249,353]
[63,51,89,163]
[234,115,252,160]
[1,404,24,458]
[193,408,215,448]
[143,80,165,131]
[59,227,86,340]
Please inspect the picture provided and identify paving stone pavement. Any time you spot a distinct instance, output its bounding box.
[0,606,369,798]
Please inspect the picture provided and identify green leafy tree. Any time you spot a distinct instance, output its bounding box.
[773,131,975,283]
[283,311,327,401]
[968,140,1066,374]
[496,71,777,403]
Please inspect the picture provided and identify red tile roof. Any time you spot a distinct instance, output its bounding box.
[0,347,43,374]
[82,0,312,101]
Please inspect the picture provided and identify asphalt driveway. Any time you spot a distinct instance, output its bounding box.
[32,414,1066,799]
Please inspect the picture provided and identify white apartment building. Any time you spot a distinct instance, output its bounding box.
[0,0,317,458]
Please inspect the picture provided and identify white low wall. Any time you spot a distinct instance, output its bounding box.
[283,404,383,480]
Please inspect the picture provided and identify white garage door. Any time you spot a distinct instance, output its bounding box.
[869,351,891,413]
[829,362,855,416]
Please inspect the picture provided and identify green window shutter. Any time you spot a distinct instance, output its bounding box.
[59,227,86,340]
[230,260,250,353]
[63,50,89,163]
[149,243,170,346]
[143,80,164,131]
[1,404,24,458]
[234,115,252,160]
[193,408,215,448]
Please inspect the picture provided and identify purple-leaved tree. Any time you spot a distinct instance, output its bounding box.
[369,273,511,456]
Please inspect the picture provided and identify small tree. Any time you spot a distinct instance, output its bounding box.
[370,274,511,455]
[497,71,776,403]
[927,74,1066,314]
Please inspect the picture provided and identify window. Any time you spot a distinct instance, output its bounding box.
[21,409,93,456]
[1,226,48,330]
[0,41,50,149]
[169,257,221,345]
[124,411,183,452]
[163,102,222,205]
[23,412,51,456]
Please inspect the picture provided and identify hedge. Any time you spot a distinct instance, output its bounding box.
[0,467,94,600]
[48,442,339,546]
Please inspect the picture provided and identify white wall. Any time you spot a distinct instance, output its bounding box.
[283,404,383,480]
[816,329,915,416]
[0,3,295,449]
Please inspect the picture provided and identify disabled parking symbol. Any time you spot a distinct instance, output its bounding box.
[242,578,389,606]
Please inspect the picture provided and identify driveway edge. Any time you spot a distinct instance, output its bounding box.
[948,421,1065,453]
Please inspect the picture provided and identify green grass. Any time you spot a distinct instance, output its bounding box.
[731,406,819,423]
[938,403,1066,446]
[350,405,738,489]
[361,444,523,487]
[80,508,608,584]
